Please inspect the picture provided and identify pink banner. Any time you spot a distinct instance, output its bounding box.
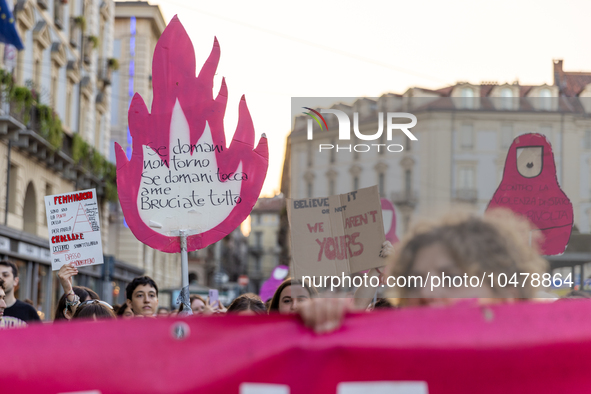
[3,300,591,393]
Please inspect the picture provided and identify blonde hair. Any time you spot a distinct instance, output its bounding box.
[388,209,547,299]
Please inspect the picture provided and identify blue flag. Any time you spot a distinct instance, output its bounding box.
[0,0,23,50]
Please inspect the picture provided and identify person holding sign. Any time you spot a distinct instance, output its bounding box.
[57,263,84,319]
[55,285,100,321]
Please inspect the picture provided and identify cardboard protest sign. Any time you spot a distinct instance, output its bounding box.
[288,186,385,280]
[114,16,269,253]
[486,133,573,255]
[381,197,400,245]
[44,189,104,270]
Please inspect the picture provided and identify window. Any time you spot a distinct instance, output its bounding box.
[456,165,477,202]
[34,58,41,88]
[329,179,335,196]
[8,164,18,214]
[95,111,103,150]
[307,181,313,198]
[353,176,359,191]
[23,182,37,235]
[458,166,475,189]
[540,88,552,111]
[44,183,53,225]
[378,173,385,197]
[501,88,513,110]
[461,87,474,109]
[111,40,121,126]
[254,231,262,248]
[54,1,64,29]
[65,82,73,129]
[307,143,313,167]
[250,214,258,226]
[51,68,58,109]
[501,124,513,149]
[460,124,473,149]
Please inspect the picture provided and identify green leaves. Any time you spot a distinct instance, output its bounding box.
[73,133,117,202]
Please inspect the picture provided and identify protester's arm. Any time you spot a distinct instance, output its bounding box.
[352,241,394,310]
[58,263,80,317]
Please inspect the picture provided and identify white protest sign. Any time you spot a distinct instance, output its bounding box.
[287,186,386,280]
[44,189,104,270]
[114,17,269,254]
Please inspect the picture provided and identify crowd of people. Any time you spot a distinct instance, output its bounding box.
[0,209,587,330]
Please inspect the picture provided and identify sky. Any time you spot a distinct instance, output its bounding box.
[125,0,591,197]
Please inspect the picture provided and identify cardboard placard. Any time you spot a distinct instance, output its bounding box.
[487,133,573,255]
[288,186,385,280]
[114,16,269,253]
[44,189,104,270]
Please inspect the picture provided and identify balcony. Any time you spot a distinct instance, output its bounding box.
[454,189,478,203]
[391,190,418,208]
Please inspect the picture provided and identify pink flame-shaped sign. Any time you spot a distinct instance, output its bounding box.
[115,16,269,253]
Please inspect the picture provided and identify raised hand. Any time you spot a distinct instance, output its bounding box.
[299,298,352,334]
[57,263,78,295]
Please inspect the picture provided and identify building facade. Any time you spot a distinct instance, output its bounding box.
[107,1,180,307]
[247,195,284,294]
[0,0,122,319]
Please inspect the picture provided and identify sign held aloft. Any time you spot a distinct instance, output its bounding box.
[114,16,269,254]
[44,188,104,270]
[287,186,386,280]
[486,133,573,255]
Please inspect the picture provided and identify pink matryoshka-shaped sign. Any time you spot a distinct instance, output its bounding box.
[486,133,573,255]
[115,16,269,253]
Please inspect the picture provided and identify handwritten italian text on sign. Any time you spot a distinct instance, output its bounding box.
[287,186,386,280]
[114,16,269,253]
[44,189,104,271]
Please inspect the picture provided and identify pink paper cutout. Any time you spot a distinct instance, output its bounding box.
[486,133,573,255]
[115,16,269,253]
[380,198,399,245]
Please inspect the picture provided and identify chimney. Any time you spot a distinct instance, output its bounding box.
[553,59,563,88]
